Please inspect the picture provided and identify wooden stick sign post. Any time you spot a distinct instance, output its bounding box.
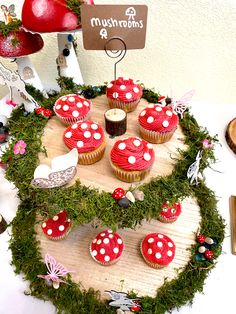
[80,5,148,51]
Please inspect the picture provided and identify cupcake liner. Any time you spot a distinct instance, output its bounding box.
[89,245,122,266]
[110,161,150,183]
[140,241,165,269]
[78,141,106,165]
[45,223,73,241]
[139,125,176,144]
[108,98,140,113]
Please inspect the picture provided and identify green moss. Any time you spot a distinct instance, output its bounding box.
[0,19,22,36]
[66,0,84,25]
[4,81,225,313]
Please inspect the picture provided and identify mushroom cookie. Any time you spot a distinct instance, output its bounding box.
[63,120,106,165]
[110,137,155,182]
[54,94,91,125]
[140,233,176,268]
[89,230,124,266]
[159,202,182,223]
[138,104,179,143]
[41,210,72,240]
[106,77,143,112]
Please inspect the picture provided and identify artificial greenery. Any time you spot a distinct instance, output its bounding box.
[66,0,84,25]
[2,82,225,314]
[0,19,22,36]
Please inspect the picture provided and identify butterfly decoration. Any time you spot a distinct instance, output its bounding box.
[38,254,73,289]
[170,90,195,118]
[187,150,202,185]
[1,4,16,24]
[106,290,141,312]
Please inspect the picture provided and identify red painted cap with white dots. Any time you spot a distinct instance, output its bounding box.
[41,210,72,240]
[110,137,155,171]
[90,230,124,265]
[106,77,142,102]
[63,120,104,153]
[53,94,91,119]
[159,202,182,222]
[141,232,175,268]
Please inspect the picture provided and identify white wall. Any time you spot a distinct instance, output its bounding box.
[0,0,236,104]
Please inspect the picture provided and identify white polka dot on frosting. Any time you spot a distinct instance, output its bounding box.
[61,96,67,101]
[104,255,110,262]
[103,238,109,244]
[167,250,173,257]
[166,110,173,117]
[76,102,83,108]
[158,234,164,239]
[100,248,105,254]
[133,87,139,93]
[155,252,162,259]
[97,239,102,245]
[94,133,101,140]
[59,225,65,231]
[162,120,169,128]
[155,106,162,112]
[42,222,46,228]
[84,131,91,138]
[120,85,126,90]
[147,143,153,149]
[168,242,174,248]
[56,104,61,110]
[63,105,69,111]
[77,141,84,148]
[81,123,88,129]
[65,131,72,138]
[148,104,155,108]
[67,219,71,222]
[157,241,163,248]
[126,92,132,100]
[148,248,152,254]
[53,215,59,221]
[84,101,90,107]
[144,153,151,161]
[117,238,123,245]
[148,237,154,243]
[72,110,79,118]
[92,250,97,256]
[173,111,178,115]
[128,156,136,164]
[113,247,119,254]
[147,116,154,124]
[47,229,52,235]
[91,123,98,130]
[107,83,113,88]
[92,238,97,243]
[140,110,146,117]
[118,142,126,150]
[100,233,105,237]
[108,230,113,233]
[109,234,114,239]
[68,96,75,102]
[113,92,119,99]
[71,124,78,129]
[133,139,141,147]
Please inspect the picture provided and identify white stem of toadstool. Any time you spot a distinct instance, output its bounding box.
[57,33,84,85]
[15,56,48,98]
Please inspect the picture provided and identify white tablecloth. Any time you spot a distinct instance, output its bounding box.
[0,101,235,314]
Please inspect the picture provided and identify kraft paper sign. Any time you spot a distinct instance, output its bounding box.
[81,5,148,50]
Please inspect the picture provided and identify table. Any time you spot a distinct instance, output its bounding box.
[0,100,235,314]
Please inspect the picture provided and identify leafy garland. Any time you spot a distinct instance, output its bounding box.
[2,82,225,314]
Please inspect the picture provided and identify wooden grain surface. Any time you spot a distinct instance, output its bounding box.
[36,96,201,298]
[226,117,236,154]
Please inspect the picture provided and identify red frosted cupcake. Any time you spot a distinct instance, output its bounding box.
[53,94,91,125]
[41,210,72,240]
[140,232,175,268]
[106,77,142,112]
[63,120,106,165]
[159,202,182,223]
[138,104,179,143]
[110,137,155,182]
[89,230,124,265]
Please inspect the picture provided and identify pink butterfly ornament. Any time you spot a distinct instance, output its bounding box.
[170,90,195,118]
[38,254,73,289]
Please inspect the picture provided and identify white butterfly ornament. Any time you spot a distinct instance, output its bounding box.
[170,90,195,118]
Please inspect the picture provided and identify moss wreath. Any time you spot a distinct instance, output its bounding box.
[2,80,225,314]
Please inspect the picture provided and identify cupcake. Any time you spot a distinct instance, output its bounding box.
[63,120,106,165]
[53,94,91,125]
[140,232,175,268]
[159,202,182,223]
[106,77,142,112]
[41,210,72,240]
[89,230,124,265]
[138,104,179,143]
[110,137,155,182]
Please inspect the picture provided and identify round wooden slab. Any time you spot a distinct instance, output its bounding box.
[226,117,236,154]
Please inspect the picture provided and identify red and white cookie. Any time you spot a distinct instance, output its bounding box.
[41,210,72,240]
[53,94,91,125]
[159,202,182,223]
[89,230,124,265]
[141,232,175,268]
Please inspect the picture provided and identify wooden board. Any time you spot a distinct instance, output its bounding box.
[36,96,201,298]
[226,117,236,154]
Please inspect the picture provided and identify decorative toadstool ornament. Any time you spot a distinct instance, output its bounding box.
[22,0,94,85]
